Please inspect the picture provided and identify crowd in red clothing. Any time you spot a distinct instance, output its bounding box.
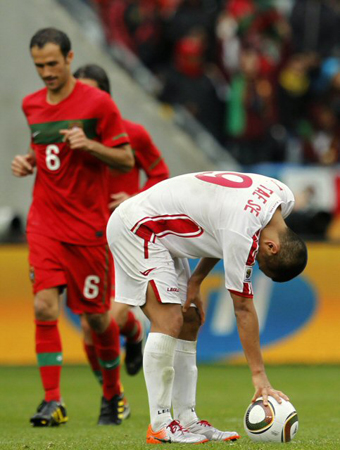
[91,0,340,168]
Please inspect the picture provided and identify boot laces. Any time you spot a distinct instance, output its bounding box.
[198,420,212,427]
[167,420,188,434]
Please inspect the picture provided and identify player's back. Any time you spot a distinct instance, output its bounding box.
[116,171,294,259]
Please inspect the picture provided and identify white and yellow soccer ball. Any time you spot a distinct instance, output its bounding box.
[244,396,298,443]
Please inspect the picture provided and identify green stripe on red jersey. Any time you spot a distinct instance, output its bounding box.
[148,156,163,171]
[112,133,129,142]
[30,118,98,144]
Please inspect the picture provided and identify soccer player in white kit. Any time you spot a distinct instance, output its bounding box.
[106,171,307,444]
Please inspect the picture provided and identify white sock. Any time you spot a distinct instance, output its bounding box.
[143,332,177,430]
[172,339,199,426]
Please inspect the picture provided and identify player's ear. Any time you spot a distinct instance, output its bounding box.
[66,50,74,65]
[265,239,280,255]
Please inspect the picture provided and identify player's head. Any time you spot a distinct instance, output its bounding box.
[257,227,307,282]
[30,28,74,92]
[74,64,111,95]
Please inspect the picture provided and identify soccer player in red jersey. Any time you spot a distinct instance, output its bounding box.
[73,64,170,379]
[11,28,134,427]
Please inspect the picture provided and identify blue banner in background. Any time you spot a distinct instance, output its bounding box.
[2,244,338,365]
[65,259,317,363]
[193,260,317,362]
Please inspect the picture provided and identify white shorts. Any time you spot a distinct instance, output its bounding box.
[107,210,191,307]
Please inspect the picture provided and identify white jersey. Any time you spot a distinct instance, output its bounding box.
[116,171,294,297]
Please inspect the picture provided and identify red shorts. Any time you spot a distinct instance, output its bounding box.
[27,233,112,314]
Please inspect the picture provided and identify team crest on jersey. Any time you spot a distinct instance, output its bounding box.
[29,266,35,283]
[244,266,253,282]
[68,121,84,130]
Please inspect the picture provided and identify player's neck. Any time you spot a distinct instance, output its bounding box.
[46,76,77,105]
[263,208,286,238]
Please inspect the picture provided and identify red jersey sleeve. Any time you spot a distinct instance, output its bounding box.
[133,124,170,192]
[22,96,35,147]
[96,94,130,148]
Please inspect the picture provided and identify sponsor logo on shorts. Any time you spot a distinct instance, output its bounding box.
[140,268,157,276]
[167,287,179,292]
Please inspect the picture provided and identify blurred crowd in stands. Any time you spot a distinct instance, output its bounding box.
[91,0,340,167]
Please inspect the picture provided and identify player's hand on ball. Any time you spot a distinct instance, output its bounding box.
[252,372,289,405]
[11,154,36,177]
[60,127,91,151]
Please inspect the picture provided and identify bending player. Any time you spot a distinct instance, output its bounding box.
[74,64,170,378]
[11,28,134,427]
[106,171,308,444]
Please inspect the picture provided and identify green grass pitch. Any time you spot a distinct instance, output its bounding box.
[0,364,339,449]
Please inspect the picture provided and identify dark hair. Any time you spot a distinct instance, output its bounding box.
[264,228,308,282]
[30,28,71,58]
[74,64,111,95]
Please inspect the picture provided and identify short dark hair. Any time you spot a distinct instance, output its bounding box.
[30,28,71,58]
[264,228,308,282]
[74,64,111,95]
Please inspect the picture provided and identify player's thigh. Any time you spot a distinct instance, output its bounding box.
[108,212,189,317]
[62,243,112,315]
[27,233,67,294]
[142,282,183,338]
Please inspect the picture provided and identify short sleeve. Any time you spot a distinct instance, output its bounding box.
[96,95,129,148]
[22,97,35,147]
[134,125,170,191]
[217,228,261,298]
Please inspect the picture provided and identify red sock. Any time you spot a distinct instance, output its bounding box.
[83,341,103,385]
[91,319,121,400]
[120,310,143,344]
[35,320,62,402]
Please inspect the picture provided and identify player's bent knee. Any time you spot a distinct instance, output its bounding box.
[34,292,59,321]
[183,307,201,329]
[86,312,109,333]
[180,308,201,340]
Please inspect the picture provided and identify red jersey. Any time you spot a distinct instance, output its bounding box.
[109,119,169,196]
[23,80,129,245]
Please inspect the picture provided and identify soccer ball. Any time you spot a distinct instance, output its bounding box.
[244,396,298,443]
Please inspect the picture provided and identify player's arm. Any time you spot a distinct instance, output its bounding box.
[109,127,170,209]
[108,150,169,209]
[85,140,134,172]
[137,128,170,192]
[142,156,169,190]
[59,128,134,172]
[11,147,36,177]
[183,257,220,321]
[230,292,289,405]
